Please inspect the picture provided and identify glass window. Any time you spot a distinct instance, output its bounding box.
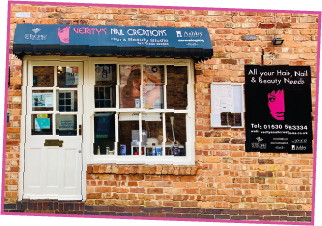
[57,90,77,112]
[33,66,54,87]
[143,65,164,109]
[57,66,79,88]
[93,61,193,164]
[56,114,77,136]
[165,113,186,156]
[93,112,115,155]
[142,113,163,156]
[94,64,116,108]
[166,66,188,110]
[118,113,140,155]
[32,90,54,111]
[119,65,141,108]
[31,114,53,135]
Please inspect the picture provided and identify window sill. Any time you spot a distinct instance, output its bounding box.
[87,164,197,176]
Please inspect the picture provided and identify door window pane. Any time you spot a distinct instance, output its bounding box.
[31,114,53,135]
[119,65,141,108]
[56,114,77,136]
[94,64,116,108]
[32,90,54,111]
[57,66,79,88]
[33,66,54,87]
[93,112,115,155]
[57,90,77,112]
[166,66,188,110]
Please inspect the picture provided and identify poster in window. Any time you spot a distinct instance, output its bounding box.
[32,92,53,108]
[35,118,50,130]
[56,115,75,131]
[119,65,163,109]
[95,113,115,139]
[245,65,312,153]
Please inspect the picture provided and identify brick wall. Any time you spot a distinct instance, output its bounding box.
[6,3,318,219]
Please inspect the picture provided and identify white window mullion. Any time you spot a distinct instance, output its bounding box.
[140,63,144,110]
[162,112,166,156]
[116,63,120,109]
[164,64,167,110]
[115,113,119,156]
[139,112,142,156]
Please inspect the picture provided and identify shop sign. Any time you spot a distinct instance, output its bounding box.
[245,65,312,153]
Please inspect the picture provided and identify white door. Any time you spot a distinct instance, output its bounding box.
[23,61,83,200]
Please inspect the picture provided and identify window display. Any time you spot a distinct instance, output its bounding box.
[92,61,192,163]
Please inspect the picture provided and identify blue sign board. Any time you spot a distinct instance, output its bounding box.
[13,24,213,60]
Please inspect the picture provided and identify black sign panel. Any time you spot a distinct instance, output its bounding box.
[245,65,312,153]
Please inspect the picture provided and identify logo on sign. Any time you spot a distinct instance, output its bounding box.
[292,145,306,151]
[25,28,47,40]
[183,31,203,37]
[58,26,71,43]
[32,28,41,34]
[251,137,267,149]
[176,31,182,37]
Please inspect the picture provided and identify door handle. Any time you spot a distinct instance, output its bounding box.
[79,125,82,135]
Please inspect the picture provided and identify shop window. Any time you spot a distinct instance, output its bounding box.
[95,64,116,108]
[91,61,194,165]
[93,112,115,155]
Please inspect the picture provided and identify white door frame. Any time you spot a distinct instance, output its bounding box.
[18,56,89,201]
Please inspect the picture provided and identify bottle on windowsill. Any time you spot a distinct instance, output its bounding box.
[172,142,179,156]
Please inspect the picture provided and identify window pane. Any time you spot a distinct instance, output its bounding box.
[94,64,116,108]
[142,113,163,156]
[93,113,115,155]
[118,113,139,155]
[165,113,186,156]
[57,66,78,88]
[31,114,53,135]
[33,66,54,87]
[56,114,77,136]
[56,90,77,112]
[143,65,164,109]
[119,65,141,108]
[166,66,188,110]
[32,90,54,111]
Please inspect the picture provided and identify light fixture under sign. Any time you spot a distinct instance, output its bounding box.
[272,37,284,45]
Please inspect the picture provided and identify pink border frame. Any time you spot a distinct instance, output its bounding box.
[1,1,321,226]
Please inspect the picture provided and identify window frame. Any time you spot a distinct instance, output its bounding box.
[88,58,196,166]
